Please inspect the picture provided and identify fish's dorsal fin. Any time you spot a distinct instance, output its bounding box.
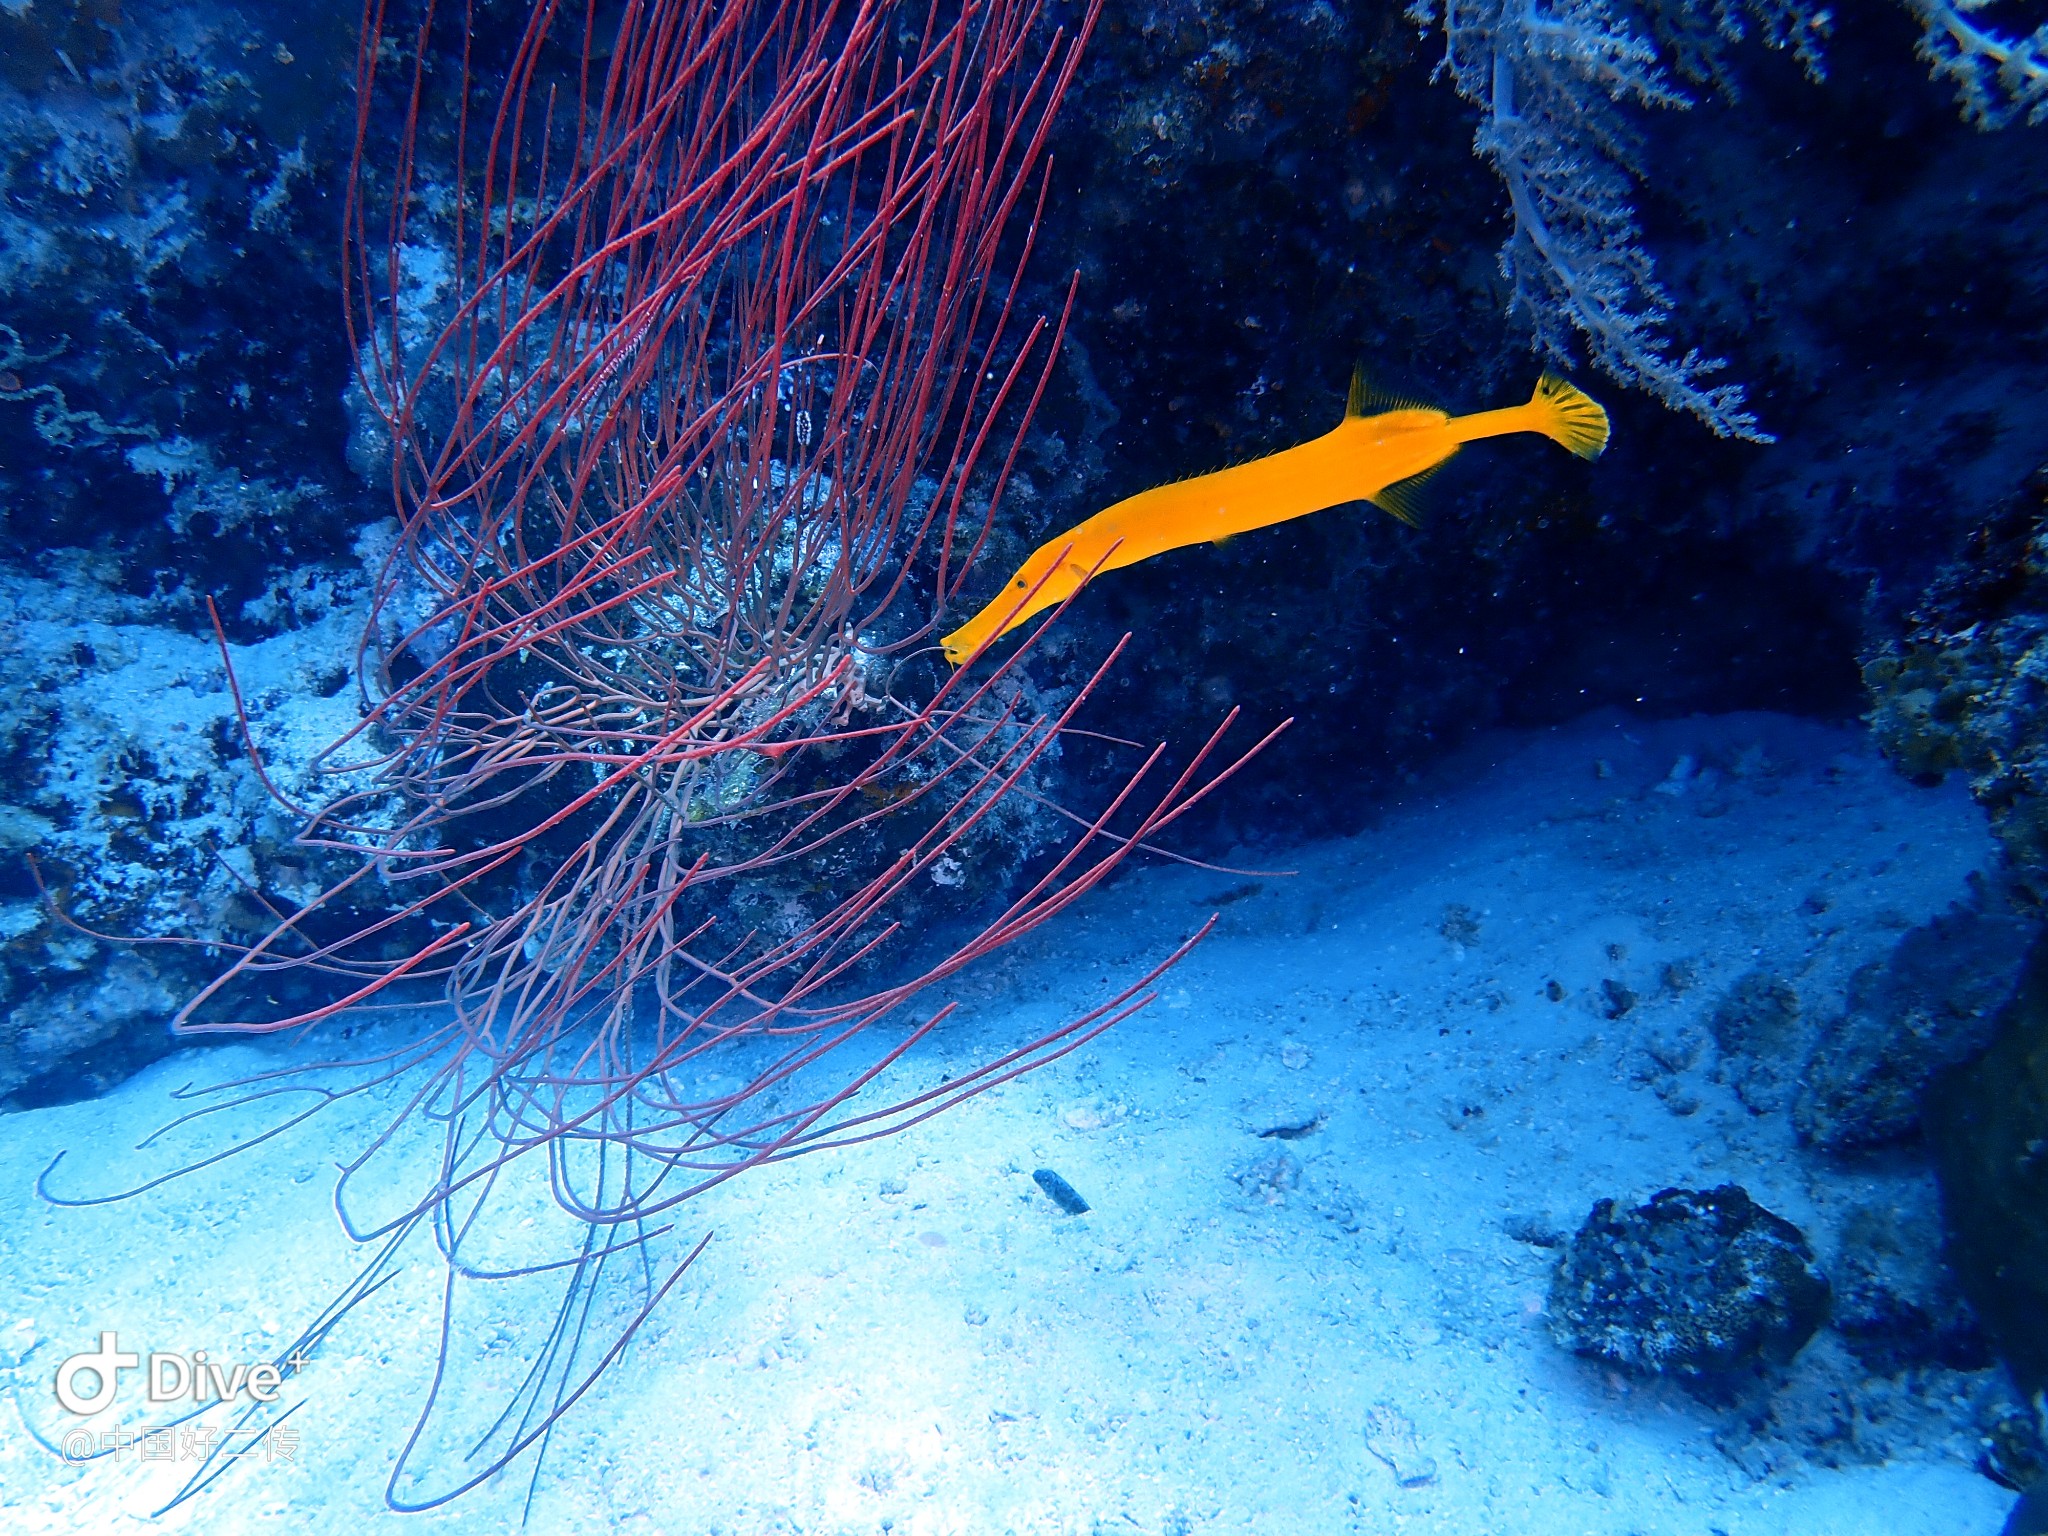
[1345,365,1440,421]
[1346,365,1369,420]
[1367,456,1453,527]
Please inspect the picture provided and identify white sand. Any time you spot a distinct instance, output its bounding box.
[0,709,2023,1534]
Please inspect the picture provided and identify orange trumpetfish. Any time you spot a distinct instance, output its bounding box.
[940,371,1609,666]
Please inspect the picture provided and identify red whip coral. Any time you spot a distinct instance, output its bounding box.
[40,0,1272,1508]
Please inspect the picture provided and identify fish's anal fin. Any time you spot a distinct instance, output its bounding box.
[1345,365,1439,422]
[1367,460,1448,527]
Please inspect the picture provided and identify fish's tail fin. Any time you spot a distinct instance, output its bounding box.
[1527,374,1610,460]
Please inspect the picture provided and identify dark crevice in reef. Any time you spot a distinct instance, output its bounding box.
[989,0,2048,854]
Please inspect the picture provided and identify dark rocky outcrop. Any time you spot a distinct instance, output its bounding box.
[1796,894,2036,1150]
[1711,970,1806,1115]
[1548,1184,1830,1400]
[1827,1200,1991,1378]
[1930,932,2048,1396]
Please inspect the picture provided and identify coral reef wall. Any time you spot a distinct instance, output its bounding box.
[0,549,378,1105]
[1867,468,2048,899]
[0,0,367,606]
[0,0,383,1103]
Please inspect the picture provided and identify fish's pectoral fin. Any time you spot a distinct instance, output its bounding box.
[1345,365,1440,422]
[1366,461,1448,527]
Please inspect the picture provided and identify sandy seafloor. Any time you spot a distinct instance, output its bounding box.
[0,707,2027,1535]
